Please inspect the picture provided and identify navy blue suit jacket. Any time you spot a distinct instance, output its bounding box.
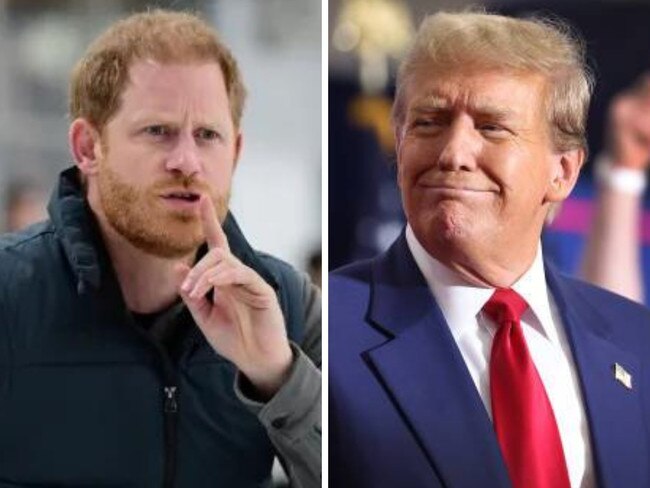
[330,233,650,488]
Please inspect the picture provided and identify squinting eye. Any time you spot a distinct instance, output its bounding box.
[412,118,443,129]
[478,124,505,132]
[413,119,433,127]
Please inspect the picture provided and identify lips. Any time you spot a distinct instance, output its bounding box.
[161,191,201,202]
[432,186,485,192]
[421,184,488,192]
[416,178,497,192]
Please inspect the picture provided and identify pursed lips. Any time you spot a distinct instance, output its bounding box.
[417,183,496,194]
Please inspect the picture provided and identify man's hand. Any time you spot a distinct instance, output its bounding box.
[178,197,293,399]
[608,75,650,170]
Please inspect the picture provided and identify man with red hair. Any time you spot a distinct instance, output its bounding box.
[0,10,320,487]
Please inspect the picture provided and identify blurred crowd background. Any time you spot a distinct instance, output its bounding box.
[0,0,322,284]
[329,0,650,303]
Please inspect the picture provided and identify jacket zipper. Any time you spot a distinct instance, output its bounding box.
[163,384,178,488]
[120,287,186,487]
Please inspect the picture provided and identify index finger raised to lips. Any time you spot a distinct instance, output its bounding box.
[200,196,230,251]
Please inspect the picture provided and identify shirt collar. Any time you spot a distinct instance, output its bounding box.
[405,225,557,344]
[510,242,558,343]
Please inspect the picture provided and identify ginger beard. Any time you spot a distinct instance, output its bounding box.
[97,158,230,259]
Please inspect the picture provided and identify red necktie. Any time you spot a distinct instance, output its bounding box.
[483,289,570,488]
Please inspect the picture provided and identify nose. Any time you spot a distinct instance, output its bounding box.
[436,116,480,172]
[165,130,201,177]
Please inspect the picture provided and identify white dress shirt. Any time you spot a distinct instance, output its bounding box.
[405,225,595,488]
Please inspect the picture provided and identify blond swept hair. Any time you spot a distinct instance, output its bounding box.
[69,9,246,130]
[392,11,594,153]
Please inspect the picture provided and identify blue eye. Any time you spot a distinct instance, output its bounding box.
[195,128,220,141]
[145,125,170,137]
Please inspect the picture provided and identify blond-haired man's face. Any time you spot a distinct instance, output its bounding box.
[396,67,571,269]
[90,61,240,258]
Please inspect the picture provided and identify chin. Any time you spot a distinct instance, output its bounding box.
[138,231,199,257]
[161,223,204,253]
[129,216,203,258]
[412,209,476,256]
[428,205,472,236]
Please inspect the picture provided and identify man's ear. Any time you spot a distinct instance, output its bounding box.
[69,118,103,176]
[233,132,243,169]
[545,147,585,203]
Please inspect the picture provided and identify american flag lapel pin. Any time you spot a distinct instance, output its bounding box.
[613,363,633,390]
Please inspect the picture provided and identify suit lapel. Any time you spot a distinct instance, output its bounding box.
[546,266,649,487]
[364,235,511,488]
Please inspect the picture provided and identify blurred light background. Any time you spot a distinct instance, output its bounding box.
[0,0,321,278]
[329,0,650,302]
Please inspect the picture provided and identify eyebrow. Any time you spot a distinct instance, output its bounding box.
[129,112,224,130]
[411,95,517,121]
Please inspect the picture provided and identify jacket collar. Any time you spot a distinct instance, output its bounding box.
[48,166,279,295]
[365,232,511,487]
[545,264,648,487]
[365,232,647,487]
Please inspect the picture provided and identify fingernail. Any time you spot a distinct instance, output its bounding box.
[181,280,191,292]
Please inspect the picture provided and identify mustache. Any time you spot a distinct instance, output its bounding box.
[149,176,211,193]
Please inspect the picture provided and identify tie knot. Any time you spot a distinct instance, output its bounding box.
[483,288,528,324]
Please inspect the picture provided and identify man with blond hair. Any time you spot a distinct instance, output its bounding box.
[0,10,320,487]
[330,10,650,488]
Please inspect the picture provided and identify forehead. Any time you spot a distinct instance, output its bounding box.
[404,67,547,120]
[116,60,230,120]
